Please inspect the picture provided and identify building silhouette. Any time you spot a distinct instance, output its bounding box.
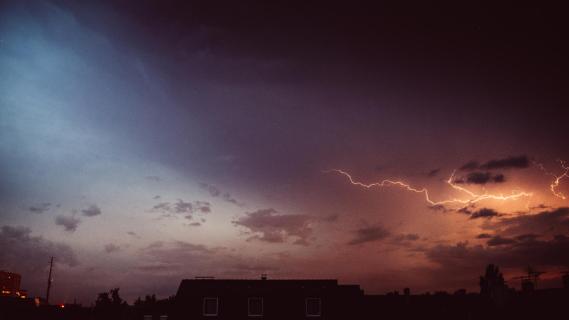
[170,277,363,320]
[2,265,569,320]
[0,270,27,298]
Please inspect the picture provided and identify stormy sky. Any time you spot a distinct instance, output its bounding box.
[1,1,569,303]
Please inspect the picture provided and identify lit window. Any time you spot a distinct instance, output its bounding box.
[203,297,219,316]
[305,298,321,317]
[248,297,263,316]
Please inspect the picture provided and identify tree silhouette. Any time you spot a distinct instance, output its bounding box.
[134,294,157,307]
[480,264,505,296]
[479,264,510,306]
[94,288,128,320]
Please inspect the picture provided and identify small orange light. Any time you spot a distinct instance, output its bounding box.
[60,304,65,308]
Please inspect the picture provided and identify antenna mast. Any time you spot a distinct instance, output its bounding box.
[46,257,54,305]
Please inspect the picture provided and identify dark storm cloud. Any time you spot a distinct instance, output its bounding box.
[480,155,530,170]
[55,214,81,232]
[530,204,551,211]
[199,182,241,206]
[233,209,312,245]
[427,235,569,275]
[28,202,51,214]
[485,207,569,237]
[36,0,568,211]
[486,236,516,246]
[81,204,101,217]
[460,156,529,171]
[0,225,77,269]
[470,208,500,219]
[515,234,540,241]
[397,233,420,241]
[492,173,505,183]
[476,233,492,239]
[348,225,390,245]
[457,206,474,215]
[390,233,421,246]
[428,204,454,213]
[423,235,569,289]
[455,172,506,184]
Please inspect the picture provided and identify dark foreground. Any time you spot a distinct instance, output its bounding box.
[2,287,568,320]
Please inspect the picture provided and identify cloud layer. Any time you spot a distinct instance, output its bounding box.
[233,209,312,245]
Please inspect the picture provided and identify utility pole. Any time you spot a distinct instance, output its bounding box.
[46,257,54,305]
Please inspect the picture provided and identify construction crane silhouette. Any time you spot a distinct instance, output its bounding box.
[511,266,544,293]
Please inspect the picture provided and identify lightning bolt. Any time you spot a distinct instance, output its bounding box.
[326,169,532,207]
[535,159,569,199]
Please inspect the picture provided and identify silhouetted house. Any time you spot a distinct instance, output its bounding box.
[171,277,364,320]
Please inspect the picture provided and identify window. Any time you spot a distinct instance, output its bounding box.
[203,297,219,316]
[248,297,263,317]
[305,298,321,317]
[143,315,152,320]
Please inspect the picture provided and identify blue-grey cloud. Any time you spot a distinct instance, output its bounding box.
[199,182,241,206]
[55,214,81,232]
[81,204,101,217]
[28,202,51,214]
[151,199,211,221]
